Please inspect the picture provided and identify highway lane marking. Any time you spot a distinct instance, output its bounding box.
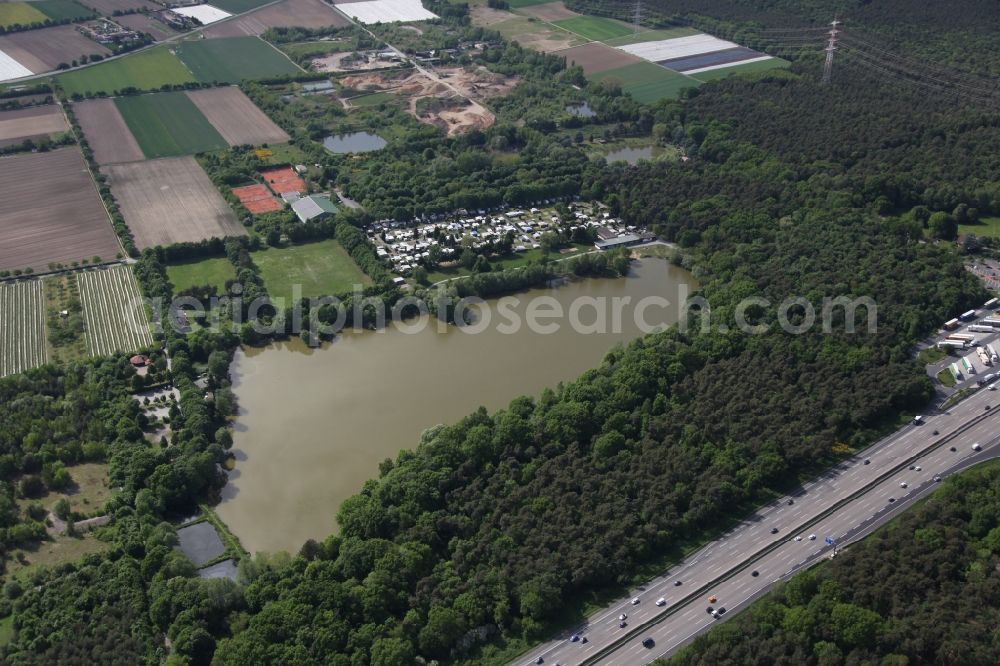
[546,407,999,666]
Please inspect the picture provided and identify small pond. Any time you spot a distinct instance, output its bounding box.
[604,145,655,165]
[565,101,596,118]
[323,131,387,153]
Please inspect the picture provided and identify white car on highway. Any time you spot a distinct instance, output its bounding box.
[655,598,666,607]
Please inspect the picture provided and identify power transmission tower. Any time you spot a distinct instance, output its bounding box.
[821,18,841,85]
[633,0,642,35]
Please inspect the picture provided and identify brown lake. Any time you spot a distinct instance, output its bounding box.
[218,258,697,554]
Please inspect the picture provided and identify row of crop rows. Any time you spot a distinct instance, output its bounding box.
[77,266,153,357]
[0,280,47,377]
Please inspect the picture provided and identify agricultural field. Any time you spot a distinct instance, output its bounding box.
[0,148,122,273]
[29,0,96,22]
[210,0,273,12]
[204,0,349,38]
[602,26,701,47]
[556,41,642,75]
[77,265,152,356]
[507,0,553,8]
[73,98,145,164]
[175,36,301,84]
[0,24,110,73]
[166,257,237,294]
[78,0,158,15]
[491,15,584,52]
[334,0,438,25]
[0,104,69,147]
[552,16,634,41]
[0,279,47,377]
[186,87,290,146]
[589,60,700,103]
[102,156,247,248]
[115,91,228,158]
[252,239,371,301]
[58,45,194,96]
[515,2,579,21]
[0,3,48,28]
[688,56,790,81]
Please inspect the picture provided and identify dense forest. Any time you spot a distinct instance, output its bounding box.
[662,461,1000,666]
[568,0,1000,76]
[1,1,999,664]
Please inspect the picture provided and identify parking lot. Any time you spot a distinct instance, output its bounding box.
[925,302,1000,391]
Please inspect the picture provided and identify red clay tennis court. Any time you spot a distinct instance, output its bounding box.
[259,166,306,194]
[232,184,282,214]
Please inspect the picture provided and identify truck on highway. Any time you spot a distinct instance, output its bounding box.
[962,357,976,374]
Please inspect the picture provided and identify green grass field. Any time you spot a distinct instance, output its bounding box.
[279,40,349,60]
[167,257,237,294]
[507,0,554,7]
[553,16,634,41]
[175,36,301,84]
[959,217,1000,239]
[209,0,272,12]
[58,46,194,96]
[34,0,95,21]
[348,91,397,107]
[253,239,371,301]
[688,57,790,82]
[0,2,47,27]
[589,61,700,103]
[602,27,701,47]
[115,91,227,158]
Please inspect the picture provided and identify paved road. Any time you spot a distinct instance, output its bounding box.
[519,386,1000,666]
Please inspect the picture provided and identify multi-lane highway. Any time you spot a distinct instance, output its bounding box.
[519,386,1000,666]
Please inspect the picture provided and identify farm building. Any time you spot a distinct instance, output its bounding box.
[292,194,337,222]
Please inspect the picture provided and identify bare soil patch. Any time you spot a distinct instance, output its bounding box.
[337,66,516,135]
[555,42,643,75]
[435,65,519,98]
[0,25,111,72]
[103,156,246,249]
[0,148,120,272]
[79,0,158,15]
[205,0,350,38]
[470,5,513,27]
[73,98,144,165]
[186,87,290,146]
[517,2,580,21]
[0,104,68,144]
[312,51,393,72]
[430,100,494,136]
